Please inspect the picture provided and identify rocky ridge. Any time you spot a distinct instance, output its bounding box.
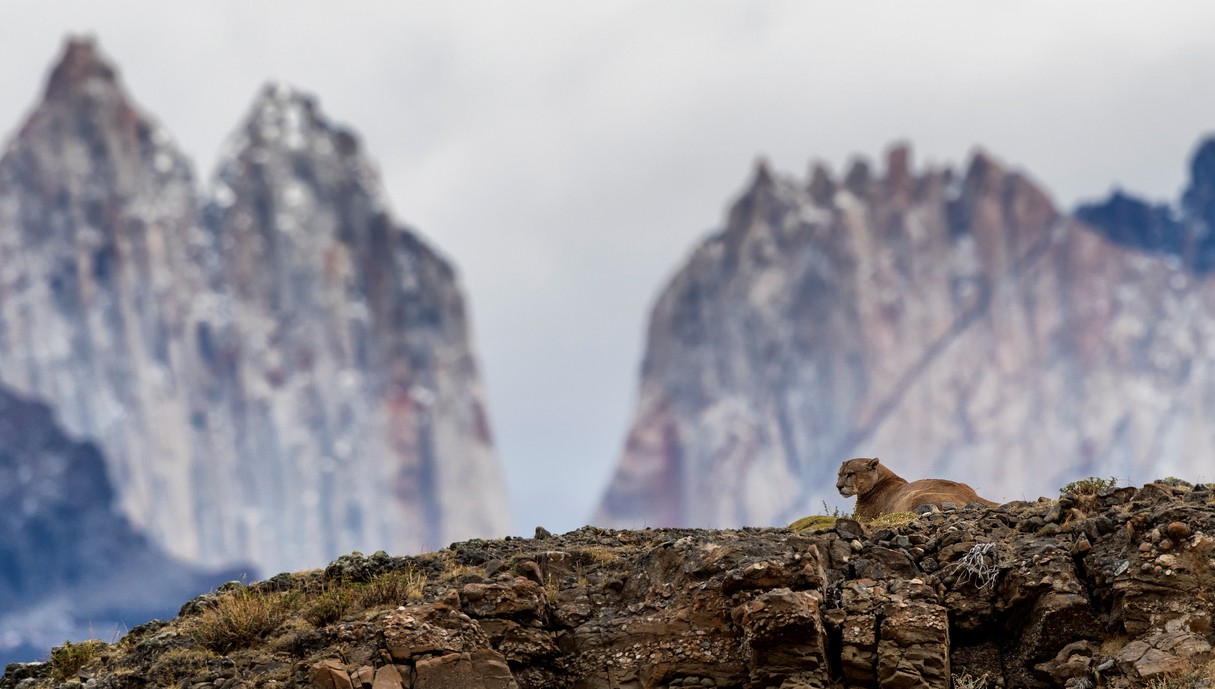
[5,480,1215,689]
[597,142,1215,530]
[0,38,509,575]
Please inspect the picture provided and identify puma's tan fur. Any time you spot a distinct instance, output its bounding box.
[836,457,997,520]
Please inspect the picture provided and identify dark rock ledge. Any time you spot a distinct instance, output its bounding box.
[5,480,1215,689]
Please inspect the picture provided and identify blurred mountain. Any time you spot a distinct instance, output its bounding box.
[1078,138,1215,271]
[0,35,509,590]
[597,142,1215,528]
[0,384,238,667]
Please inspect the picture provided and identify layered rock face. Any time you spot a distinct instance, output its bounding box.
[0,384,233,666]
[7,483,1215,688]
[597,144,1215,528]
[199,84,507,567]
[0,39,509,574]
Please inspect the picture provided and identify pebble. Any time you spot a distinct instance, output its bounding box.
[1167,522,1192,541]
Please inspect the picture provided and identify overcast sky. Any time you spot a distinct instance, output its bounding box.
[3,2,1215,536]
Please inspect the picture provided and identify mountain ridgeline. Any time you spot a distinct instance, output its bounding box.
[0,38,510,589]
[597,139,1215,529]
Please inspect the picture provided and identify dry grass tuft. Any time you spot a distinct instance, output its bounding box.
[354,568,426,608]
[867,511,919,529]
[191,587,298,653]
[787,515,839,532]
[50,639,107,682]
[147,647,215,686]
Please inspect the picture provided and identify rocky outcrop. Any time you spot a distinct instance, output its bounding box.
[8,482,1215,688]
[0,38,509,575]
[0,384,234,667]
[597,142,1215,529]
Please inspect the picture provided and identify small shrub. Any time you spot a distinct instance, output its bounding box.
[1061,476,1119,496]
[49,639,107,682]
[944,542,1003,590]
[304,586,355,627]
[191,586,296,653]
[354,568,426,609]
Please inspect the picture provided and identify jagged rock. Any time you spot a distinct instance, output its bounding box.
[1114,626,1212,681]
[414,651,517,689]
[877,599,950,689]
[733,588,829,687]
[0,36,509,597]
[596,139,1215,537]
[311,660,354,689]
[384,604,489,661]
[1036,640,1101,687]
[459,578,547,620]
[371,665,405,689]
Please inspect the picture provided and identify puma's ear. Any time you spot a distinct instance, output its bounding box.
[865,458,880,470]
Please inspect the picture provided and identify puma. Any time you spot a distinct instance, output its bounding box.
[836,457,997,520]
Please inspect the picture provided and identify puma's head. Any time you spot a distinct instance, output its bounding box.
[836,457,882,497]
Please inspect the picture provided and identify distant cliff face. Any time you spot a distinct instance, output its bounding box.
[597,143,1215,528]
[0,38,509,574]
[1078,137,1215,271]
[0,384,232,666]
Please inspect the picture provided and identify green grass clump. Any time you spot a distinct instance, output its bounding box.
[1061,476,1120,496]
[50,639,107,682]
[191,587,298,653]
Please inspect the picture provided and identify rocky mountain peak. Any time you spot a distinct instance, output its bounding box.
[0,39,510,583]
[42,37,118,102]
[807,162,835,206]
[226,82,362,161]
[1182,136,1215,226]
[598,141,1215,531]
[215,82,382,207]
[8,36,192,203]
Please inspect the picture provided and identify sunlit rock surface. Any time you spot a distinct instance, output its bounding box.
[0,38,509,574]
[598,143,1215,528]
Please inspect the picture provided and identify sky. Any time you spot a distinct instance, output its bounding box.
[2,2,1215,536]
